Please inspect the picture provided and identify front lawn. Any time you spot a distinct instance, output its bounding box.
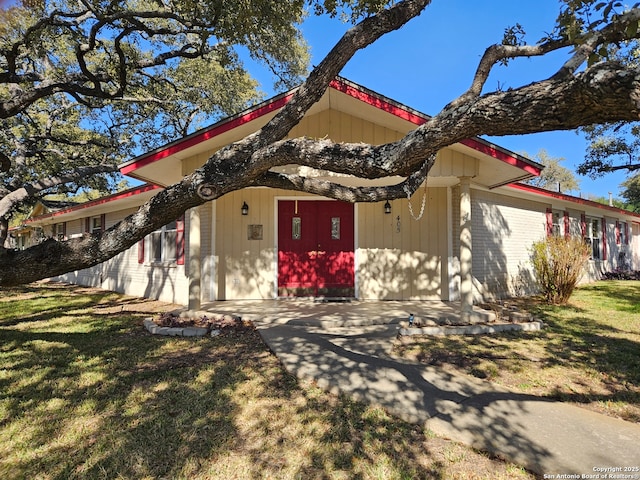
[0,282,532,479]
[394,280,640,423]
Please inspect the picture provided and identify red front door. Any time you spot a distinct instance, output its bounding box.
[278,200,355,297]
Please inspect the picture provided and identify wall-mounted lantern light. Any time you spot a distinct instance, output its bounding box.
[384,200,391,214]
[241,201,249,216]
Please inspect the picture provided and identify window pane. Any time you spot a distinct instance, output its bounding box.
[165,231,177,261]
[331,217,340,240]
[592,239,600,260]
[151,232,162,261]
[292,217,301,240]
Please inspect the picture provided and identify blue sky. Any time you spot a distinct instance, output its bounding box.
[1,0,629,199]
[280,0,627,200]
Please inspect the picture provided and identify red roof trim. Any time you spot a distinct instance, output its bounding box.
[25,184,160,223]
[329,79,540,176]
[329,79,427,126]
[121,77,540,178]
[121,94,294,175]
[508,183,640,218]
[460,139,542,176]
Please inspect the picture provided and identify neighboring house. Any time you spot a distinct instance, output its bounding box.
[20,77,640,311]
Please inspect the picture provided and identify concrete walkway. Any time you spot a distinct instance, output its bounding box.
[201,299,640,476]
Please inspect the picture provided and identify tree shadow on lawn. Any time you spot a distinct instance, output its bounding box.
[0,318,251,479]
[399,309,640,422]
[0,316,462,480]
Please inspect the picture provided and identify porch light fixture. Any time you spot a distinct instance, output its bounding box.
[241,201,249,216]
[384,200,391,214]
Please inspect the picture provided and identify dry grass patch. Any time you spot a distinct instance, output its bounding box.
[394,280,640,423]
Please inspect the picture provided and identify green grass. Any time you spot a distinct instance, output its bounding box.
[0,282,533,480]
[395,280,640,423]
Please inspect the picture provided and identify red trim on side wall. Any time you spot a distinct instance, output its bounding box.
[546,208,553,237]
[176,214,185,266]
[26,184,160,223]
[509,183,640,218]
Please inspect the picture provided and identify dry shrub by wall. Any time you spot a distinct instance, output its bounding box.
[531,236,591,304]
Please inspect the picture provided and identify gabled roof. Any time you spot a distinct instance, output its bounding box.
[119,77,543,189]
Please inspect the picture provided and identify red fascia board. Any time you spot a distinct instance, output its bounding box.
[25,184,160,223]
[329,79,428,126]
[121,94,294,176]
[460,139,542,176]
[509,182,640,218]
[330,79,540,176]
[121,77,539,177]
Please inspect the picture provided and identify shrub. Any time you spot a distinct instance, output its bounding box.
[531,236,591,304]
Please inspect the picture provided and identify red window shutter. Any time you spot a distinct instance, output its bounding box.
[62,222,67,240]
[546,208,553,237]
[602,218,607,261]
[564,211,570,238]
[137,239,145,264]
[85,217,90,233]
[176,214,185,265]
[581,214,586,238]
[616,221,621,245]
[100,214,106,232]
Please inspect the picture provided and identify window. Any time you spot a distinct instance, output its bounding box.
[142,215,184,265]
[85,214,105,234]
[151,220,177,263]
[620,221,628,245]
[586,218,601,260]
[552,211,561,237]
[90,216,102,233]
[54,223,65,241]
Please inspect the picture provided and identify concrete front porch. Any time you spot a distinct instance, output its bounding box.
[195,299,497,328]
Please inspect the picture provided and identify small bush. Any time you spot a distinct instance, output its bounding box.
[531,236,590,304]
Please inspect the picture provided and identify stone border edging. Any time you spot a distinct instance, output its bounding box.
[143,318,212,337]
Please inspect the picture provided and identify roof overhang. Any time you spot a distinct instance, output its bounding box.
[119,77,542,190]
[25,184,160,226]
[506,183,640,219]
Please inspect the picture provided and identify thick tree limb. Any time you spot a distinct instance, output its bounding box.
[4,3,640,287]
[452,8,640,108]
[255,154,436,202]
[0,164,118,219]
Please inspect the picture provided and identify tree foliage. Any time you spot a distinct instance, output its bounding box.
[620,173,640,210]
[3,0,640,286]
[0,0,312,236]
[523,149,580,193]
